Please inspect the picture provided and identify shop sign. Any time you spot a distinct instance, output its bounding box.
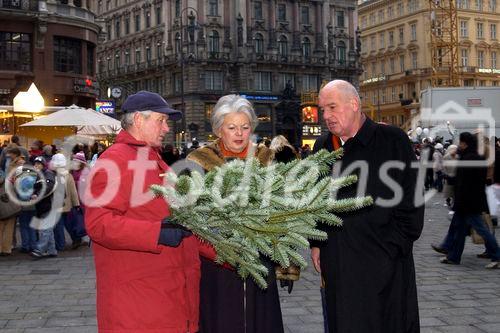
[302,125,322,136]
[96,100,115,115]
[74,78,100,96]
[240,94,279,101]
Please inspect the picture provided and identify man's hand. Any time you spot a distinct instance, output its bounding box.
[311,247,321,273]
[158,218,192,247]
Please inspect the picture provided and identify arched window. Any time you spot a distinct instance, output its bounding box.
[337,41,346,64]
[208,30,220,54]
[175,32,181,54]
[278,35,288,57]
[302,37,311,59]
[254,33,264,55]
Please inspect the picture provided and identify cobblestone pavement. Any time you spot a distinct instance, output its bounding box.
[0,193,499,333]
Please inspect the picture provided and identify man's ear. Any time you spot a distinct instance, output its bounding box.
[351,97,360,113]
[133,112,143,128]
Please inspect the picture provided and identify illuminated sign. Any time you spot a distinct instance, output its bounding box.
[240,94,279,101]
[96,100,115,115]
[467,98,483,107]
[362,75,386,85]
[302,125,322,136]
[302,106,318,123]
[74,78,100,96]
[477,68,500,74]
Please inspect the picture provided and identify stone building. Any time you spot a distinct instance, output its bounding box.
[96,0,362,145]
[358,0,500,129]
[0,0,100,108]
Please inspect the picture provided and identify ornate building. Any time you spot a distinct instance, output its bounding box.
[358,0,500,129]
[96,0,362,145]
[0,0,101,108]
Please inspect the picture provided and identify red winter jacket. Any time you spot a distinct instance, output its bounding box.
[85,131,215,333]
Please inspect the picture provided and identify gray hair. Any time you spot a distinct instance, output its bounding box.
[211,95,258,135]
[321,80,361,111]
[120,111,153,130]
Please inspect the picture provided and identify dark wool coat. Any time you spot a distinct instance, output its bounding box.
[452,147,487,214]
[187,140,284,333]
[312,118,424,333]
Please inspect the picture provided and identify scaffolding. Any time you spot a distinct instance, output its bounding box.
[428,0,460,87]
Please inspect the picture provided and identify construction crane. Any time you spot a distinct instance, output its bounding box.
[428,0,460,87]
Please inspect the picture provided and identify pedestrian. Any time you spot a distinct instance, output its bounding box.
[0,135,29,172]
[50,153,80,251]
[443,144,458,207]
[310,80,424,333]
[439,132,499,269]
[433,143,444,192]
[71,151,89,202]
[84,91,217,332]
[186,94,284,333]
[14,165,38,253]
[42,144,54,162]
[30,156,58,259]
[28,140,44,164]
[423,139,435,190]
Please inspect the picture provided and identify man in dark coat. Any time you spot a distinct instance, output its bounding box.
[310,80,425,333]
[440,132,500,268]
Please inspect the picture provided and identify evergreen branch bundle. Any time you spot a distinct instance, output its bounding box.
[151,149,372,288]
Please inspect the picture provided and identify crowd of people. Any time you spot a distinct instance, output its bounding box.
[0,137,105,258]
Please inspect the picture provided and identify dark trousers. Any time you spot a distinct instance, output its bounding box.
[447,213,500,263]
[18,211,37,251]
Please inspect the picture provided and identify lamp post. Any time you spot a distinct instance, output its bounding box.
[177,7,199,147]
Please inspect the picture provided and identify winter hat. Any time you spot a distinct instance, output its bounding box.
[72,152,87,165]
[43,145,53,155]
[33,156,47,168]
[51,153,67,168]
[434,143,444,150]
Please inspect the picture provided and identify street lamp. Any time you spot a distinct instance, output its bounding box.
[177,7,200,147]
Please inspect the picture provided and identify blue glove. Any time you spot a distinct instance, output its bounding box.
[158,218,192,247]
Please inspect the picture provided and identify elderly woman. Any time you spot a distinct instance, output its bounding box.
[187,95,284,333]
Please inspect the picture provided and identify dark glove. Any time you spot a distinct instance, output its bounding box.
[158,217,192,247]
[280,280,294,294]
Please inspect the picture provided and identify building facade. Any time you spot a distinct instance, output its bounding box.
[0,0,101,109]
[96,0,362,145]
[358,0,500,129]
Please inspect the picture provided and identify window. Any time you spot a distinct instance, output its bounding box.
[361,16,367,29]
[115,18,121,38]
[254,33,264,55]
[371,62,376,75]
[478,50,484,67]
[491,0,497,11]
[254,1,263,19]
[208,30,220,54]
[476,0,483,10]
[461,48,469,66]
[380,60,385,74]
[209,0,218,16]
[391,87,396,102]
[175,0,181,17]
[389,31,394,47]
[135,14,141,32]
[157,43,162,59]
[173,73,181,93]
[302,37,311,58]
[54,37,81,73]
[115,51,120,69]
[378,10,384,23]
[106,22,112,40]
[337,41,346,64]
[379,32,385,49]
[125,48,130,65]
[390,57,395,73]
[302,74,319,92]
[370,13,376,26]
[146,46,152,62]
[411,52,418,69]
[156,6,162,24]
[408,0,418,12]
[125,16,130,35]
[336,11,345,27]
[278,35,288,57]
[301,6,309,24]
[410,23,417,41]
[281,73,295,90]
[145,10,151,29]
[87,43,95,75]
[205,71,223,90]
[254,71,272,91]
[4,0,21,8]
[388,6,394,19]
[491,24,497,39]
[277,4,286,21]
[0,32,31,71]
[397,2,404,15]
[477,22,484,38]
[399,27,404,44]
[107,56,112,71]
[135,47,141,64]
[457,0,470,9]
[399,55,405,72]
[370,35,376,50]
[492,51,497,68]
[460,20,468,37]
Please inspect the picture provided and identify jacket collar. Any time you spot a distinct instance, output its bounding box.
[115,130,147,146]
[348,116,376,147]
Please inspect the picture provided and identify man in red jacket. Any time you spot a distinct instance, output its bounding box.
[85,91,214,333]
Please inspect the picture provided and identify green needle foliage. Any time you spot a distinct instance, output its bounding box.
[151,149,372,288]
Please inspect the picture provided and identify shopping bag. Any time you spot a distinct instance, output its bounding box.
[485,185,499,217]
[72,207,87,238]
